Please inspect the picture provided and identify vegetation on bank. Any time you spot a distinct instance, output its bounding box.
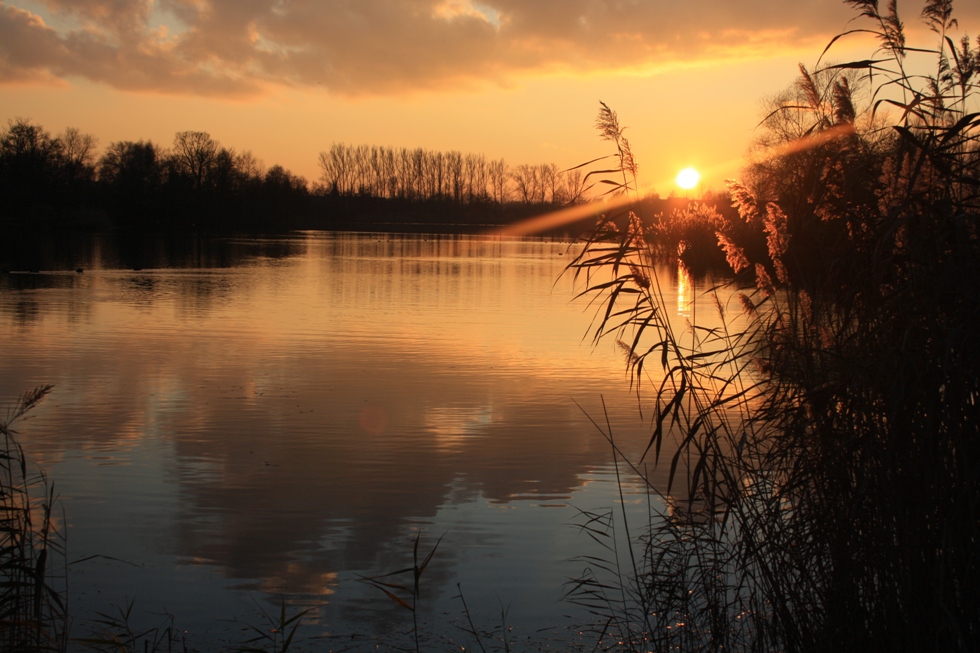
[0,116,741,239]
[0,126,306,232]
[317,143,585,205]
[0,386,67,653]
[568,1,979,651]
[0,122,600,234]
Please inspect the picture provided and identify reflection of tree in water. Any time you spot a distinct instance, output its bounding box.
[12,297,40,325]
[0,234,311,320]
[174,275,236,318]
[0,229,94,273]
[0,272,94,324]
[112,232,303,271]
[124,275,157,307]
[0,232,305,274]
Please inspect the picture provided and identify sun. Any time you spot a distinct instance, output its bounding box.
[676,167,700,190]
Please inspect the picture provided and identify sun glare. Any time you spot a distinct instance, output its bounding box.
[676,167,700,190]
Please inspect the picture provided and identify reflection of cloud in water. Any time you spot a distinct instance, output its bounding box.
[235,567,338,599]
[0,233,718,643]
[424,404,493,449]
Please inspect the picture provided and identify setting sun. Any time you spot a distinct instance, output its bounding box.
[676,167,701,190]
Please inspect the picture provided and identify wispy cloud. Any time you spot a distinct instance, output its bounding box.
[1,0,974,97]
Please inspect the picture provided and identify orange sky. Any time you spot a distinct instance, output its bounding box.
[2,0,977,194]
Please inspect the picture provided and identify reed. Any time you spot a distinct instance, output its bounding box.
[74,601,183,653]
[0,385,68,653]
[237,598,309,653]
[566,1,980,650]
[357,531,444,653]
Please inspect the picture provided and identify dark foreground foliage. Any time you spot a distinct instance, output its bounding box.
[0,386,67,653]
[568,2,980,651]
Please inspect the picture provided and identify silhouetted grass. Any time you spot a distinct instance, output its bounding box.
[356,531,444,653]
[566,1,980,651]
[0,385,67,653]
[74,601,183,653]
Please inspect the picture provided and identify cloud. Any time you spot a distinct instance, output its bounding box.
[1,0,977,97]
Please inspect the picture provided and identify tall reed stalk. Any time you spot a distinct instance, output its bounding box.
[567,2,979,650]
[357,531,444,653]
[0,385,67,653]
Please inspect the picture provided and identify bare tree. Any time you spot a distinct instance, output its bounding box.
[539,163,560,203]
[318,143,355,194]
[314,140,576,207]
[0,118,65,211]
[464,153,489,202]
[58,127,98,169]
[99,141,160,185]
[446,151,463,202]
[0,118,62,165]
[488,158,510,203]
[512,164,545,203]
[171,131,219,190]
[235,149,264,182]
[557,168,586,204]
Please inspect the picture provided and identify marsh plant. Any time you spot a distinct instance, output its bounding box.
[357,531,444,653]
[0,385,67,653]
[74,601,184,653]
[567,1,980,651]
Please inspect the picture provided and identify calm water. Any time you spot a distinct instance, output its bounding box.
[0,232,702,650]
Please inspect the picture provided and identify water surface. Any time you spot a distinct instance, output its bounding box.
[0,232,704,649]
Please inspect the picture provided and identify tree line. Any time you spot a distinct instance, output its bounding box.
[0,118,586,232]
[317,142,585,204]
[0,118,310,230]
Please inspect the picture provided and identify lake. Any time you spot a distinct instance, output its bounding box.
[0,231,702,651]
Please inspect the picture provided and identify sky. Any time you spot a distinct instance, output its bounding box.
[1,0,977,194]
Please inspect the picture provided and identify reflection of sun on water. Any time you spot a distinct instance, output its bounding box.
[424,405,494,450]
[677,262,693,316]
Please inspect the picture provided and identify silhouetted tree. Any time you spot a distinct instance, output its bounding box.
[262,165,308,213]
[557,168,586,204]
[0,118,64,217]
[169,131,219,191]
[58,127,98,184]
[314,141,584,210]
[488,158,510,203]
[511,164,539,203]
[98,140,163,224]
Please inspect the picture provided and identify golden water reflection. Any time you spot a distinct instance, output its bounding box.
[677,261,694,317]
[0,232,720,645]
